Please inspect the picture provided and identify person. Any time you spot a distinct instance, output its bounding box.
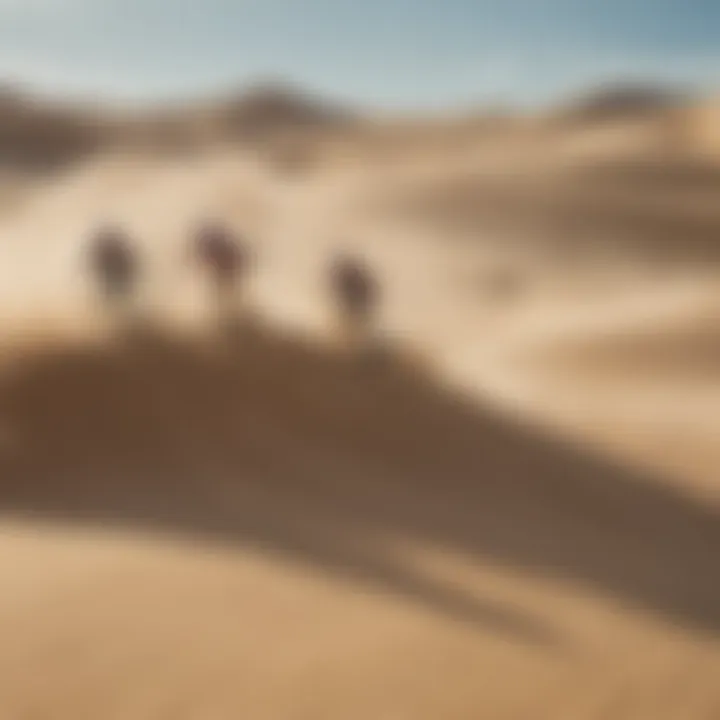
[328,251,380,343]
[88,223,138,311]
[193,220,250,319]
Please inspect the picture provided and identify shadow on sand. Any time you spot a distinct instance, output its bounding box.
[0,319,718,644]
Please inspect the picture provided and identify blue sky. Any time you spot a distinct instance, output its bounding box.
[0,0,718,109]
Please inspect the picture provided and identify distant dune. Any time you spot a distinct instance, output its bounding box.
[1,79,718,177]
[556,82,690,122]
[0,81,358,173]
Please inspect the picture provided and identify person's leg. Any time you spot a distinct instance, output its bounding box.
[335,297,366,349]
[104,267,136,318]
[212,268,238,328]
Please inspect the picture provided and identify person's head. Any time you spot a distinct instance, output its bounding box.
[334,248,373,278]
[91,223,131,257]
[95,221,120,238]
[330,244,357,267]
[199,219,239,249]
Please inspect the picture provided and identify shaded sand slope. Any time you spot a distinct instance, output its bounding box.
[1,321,718,638]
[496,302,720,502]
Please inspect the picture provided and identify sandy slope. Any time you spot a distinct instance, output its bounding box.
[0,150,718,718]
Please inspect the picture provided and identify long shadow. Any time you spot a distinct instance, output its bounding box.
[0,321,718,641]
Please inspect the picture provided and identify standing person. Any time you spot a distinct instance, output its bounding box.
[194,220,250,322]
[328,251,380,345]
[87,223,139,314]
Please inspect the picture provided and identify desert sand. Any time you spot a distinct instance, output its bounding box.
[0,137,718,719]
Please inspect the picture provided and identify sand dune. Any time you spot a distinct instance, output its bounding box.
[0,320,717,717]
[0,131,719,717]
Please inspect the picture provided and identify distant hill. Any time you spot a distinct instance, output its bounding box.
[559,83,690,122]
[0,85,108,170]
[0,81,358,171]
[0,78,709,175]
[208,81,357,136]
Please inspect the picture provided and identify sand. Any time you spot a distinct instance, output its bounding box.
[0,146,717,719]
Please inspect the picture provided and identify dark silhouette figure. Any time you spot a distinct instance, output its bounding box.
[88,224,139,311]
[194,221,250,320]
[329,252,380,344]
